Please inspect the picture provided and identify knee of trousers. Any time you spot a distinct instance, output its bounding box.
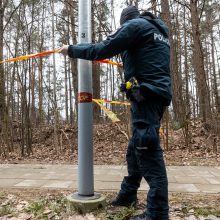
[149,177,168,192]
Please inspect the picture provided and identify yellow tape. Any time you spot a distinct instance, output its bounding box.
[93,99,120,123]
[93,99,130,105]
[159,127,165,137]
[93,98,164,139]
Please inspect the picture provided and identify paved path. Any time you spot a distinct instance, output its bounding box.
[0,164,220,194]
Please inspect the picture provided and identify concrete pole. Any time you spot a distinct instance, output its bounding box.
[78,0,94,196]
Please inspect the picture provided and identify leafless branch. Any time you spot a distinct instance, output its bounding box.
[173,0,191,11]
[115,123,129,141]
[199,0,206,21]
[60,129,72,152]
[2,0,9,10]
[3,0,23,32]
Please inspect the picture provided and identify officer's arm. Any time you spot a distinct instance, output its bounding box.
[68,23,138,60]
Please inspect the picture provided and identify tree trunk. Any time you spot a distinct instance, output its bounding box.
[210,29,220,113]
[67,0,78,123]
[161,0,185,126]
[190,0,211,122]
[151,0,157,14]
[52,0,59,153]
[92,1,101,123]
[183,5,191,150]
[0,0,6,126]
[64,56,69,123]
[38,1,46,126]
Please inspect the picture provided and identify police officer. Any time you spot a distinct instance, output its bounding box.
[59,5,171,220]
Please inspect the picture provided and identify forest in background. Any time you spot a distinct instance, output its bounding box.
[0,0,220,158]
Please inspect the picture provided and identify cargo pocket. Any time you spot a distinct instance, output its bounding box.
[133,124,159,151]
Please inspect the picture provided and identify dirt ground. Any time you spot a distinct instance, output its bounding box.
[0,122,219,167]
[0,188,219,220]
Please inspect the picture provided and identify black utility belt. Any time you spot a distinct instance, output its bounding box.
[120,77,145,103]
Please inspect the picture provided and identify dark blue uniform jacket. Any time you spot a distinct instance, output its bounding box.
[68,17,172,105]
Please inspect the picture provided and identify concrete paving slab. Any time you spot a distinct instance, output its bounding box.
[0,179,23,187]
[167,166,193,171]
[187,172,215,177]
[195,184,220,193]
[0,164,10,168]
[42,180,73,189]
[20,173,54,179]
[166,170,185,176]
[174,176,209,184]
[205,176,220,184]
[60,174,77,181]
[189,167,217,177]
[139,181,149,191]
[94,174,123,181]
[191,166,219,172]
[0,171,27,179]
[20,172,77,181]
[94,167,126,175]
[14,180,47,188]
[0,164,219,194]
[102,165,126,170]
[95,181,121,190]
[210,170,220,177]
[167,176,177,183]
[168,183,200,193]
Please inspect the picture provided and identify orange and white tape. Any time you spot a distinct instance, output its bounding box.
[96,59,122,67]
[0,49,122,67]
[0,49,59,64]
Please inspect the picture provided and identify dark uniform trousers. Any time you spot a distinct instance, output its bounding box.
[119,96,169,220]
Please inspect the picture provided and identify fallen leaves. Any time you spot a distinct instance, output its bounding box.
[0,121,219,167]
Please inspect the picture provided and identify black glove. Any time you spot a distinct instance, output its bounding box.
[120,83,127,92]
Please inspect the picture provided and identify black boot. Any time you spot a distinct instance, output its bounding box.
[129,213,153,220]
[110,194,137,207]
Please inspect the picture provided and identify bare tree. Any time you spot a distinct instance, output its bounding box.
[0,0,8,128]
[190,0,211,122]
[161,0,185,126]
[51,0,59,152]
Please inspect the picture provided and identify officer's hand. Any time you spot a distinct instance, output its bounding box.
[58,45,69,55]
